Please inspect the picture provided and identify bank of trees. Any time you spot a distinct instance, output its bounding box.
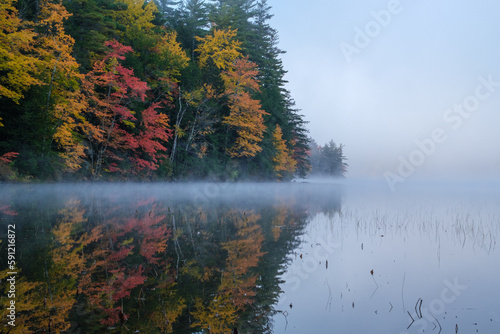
[308,138,348,177]
[0,0,346,181]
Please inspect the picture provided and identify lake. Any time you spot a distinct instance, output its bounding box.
[0,181,499,333]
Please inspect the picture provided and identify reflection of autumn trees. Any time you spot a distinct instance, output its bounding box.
[220,212,266,309]
[0,204,17,216]
[0,185,342,332]
[78,201,171,327]
[192,294,238,334]
[271,205,288,242]
[191,211,266,333]
[2,197,174,332]
[0,200,87,332]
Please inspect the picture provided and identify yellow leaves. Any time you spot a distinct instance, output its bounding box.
[191,295,238,334]
[272,124,297,179]
[149,279,186,333]
[150,296,186,333]
[53,200,87,274]
[154,30,189,80]
[121,237,134,245]
[195,28,242,69]
[52,91,88,171]
[0,0,41,103]
[173,124,186,138]
[180,259,200,278]
[204,83,220,99]
[4,200,88,332]
[34,0,88,172]
[36,0,76,66]
[115,0,158,34]
[271,205,287,241]
[122,119,136,128]
[184,84,221,109]
[183,87,203,108]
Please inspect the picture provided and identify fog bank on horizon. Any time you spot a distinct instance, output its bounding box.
[268,0,500,181]
[2,178,500,206]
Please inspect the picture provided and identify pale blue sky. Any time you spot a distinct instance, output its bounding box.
[268,0,500,181]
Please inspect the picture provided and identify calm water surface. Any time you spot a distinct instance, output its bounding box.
[0,182,498,333]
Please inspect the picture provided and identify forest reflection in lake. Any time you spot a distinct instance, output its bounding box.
[0,182,499,333]
[0,182,341,333]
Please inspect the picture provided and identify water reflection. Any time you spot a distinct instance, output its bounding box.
[2,182,499,333]
[0,183,342,333]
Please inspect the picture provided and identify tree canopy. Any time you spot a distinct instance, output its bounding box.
[0,0,347,181]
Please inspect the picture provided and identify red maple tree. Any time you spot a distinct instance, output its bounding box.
[81,40,172,178]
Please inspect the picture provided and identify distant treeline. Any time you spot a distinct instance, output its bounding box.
[308,138,348,177]
[0,0,347,181]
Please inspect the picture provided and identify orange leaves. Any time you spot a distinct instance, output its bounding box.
[36,0,75,63]
[195,28,242,69]
[221,57,260,95]
[189,210,266,333]
[272,124,297,179]
[222,58,268,158]
[220,212,265,310]
[0,0,87,172]
[0,152,18,164]
[34,0,88,171]
[35,0,81,94]
[222,212,265,275]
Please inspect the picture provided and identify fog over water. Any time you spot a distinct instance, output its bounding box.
[267,0,500,181]
[0,181,499,332]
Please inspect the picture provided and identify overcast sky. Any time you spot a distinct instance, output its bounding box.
[267,0,500,182]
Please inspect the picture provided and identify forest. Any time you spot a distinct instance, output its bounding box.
[0,0,347,181]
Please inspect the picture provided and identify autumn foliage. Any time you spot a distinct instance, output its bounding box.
[36,0,88,171]
[82,40,172,177]
[272,124,297,179]
[77,202,171,326]
[0,0,40,103]
[222,58,268,157]
[0,152,18,164]
[195,28,242,69]
[0,0,321,181]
